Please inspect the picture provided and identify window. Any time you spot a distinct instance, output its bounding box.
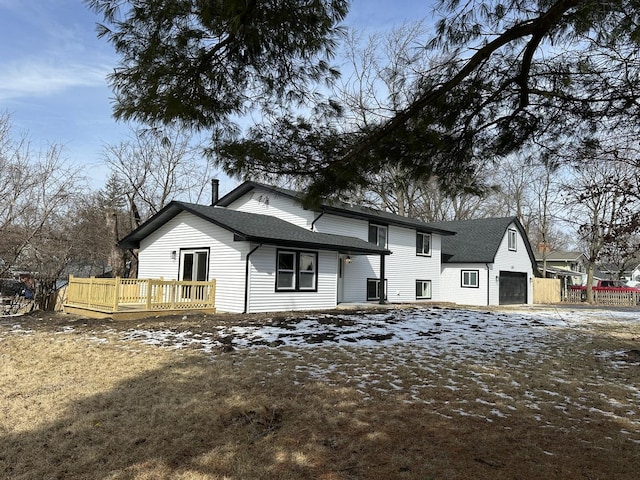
[180,249,209,281]
[276,251,296,290]
[366,278,388,301]
[508,228,517,251]
[276,250,318,292]
[416,280,432,299]
[368,223,388,248]
[461,270,479,288]
[416,232,432,256]
[298,252,316,290]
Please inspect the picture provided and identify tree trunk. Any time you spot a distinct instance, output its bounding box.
[106,210,126,277]
[585,262,595,304]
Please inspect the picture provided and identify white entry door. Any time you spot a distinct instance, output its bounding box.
[179,249,209,301]
[180,249,209,282]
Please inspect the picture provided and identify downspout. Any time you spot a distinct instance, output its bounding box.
[379,254,386,305]
[486,263,491,306]
[311,209,325,231]
[244,244,262,314]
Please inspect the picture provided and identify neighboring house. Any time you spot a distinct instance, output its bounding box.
[627,264,640,285]
[430,217,538,306]
[534,250,588,300]
[535,250,587,285]
[119,181,537,313]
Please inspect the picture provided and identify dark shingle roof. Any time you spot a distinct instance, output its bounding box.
[119,201,390,255]
[427,217,536,266]
[534,250,585,262]
[216,181,455,236]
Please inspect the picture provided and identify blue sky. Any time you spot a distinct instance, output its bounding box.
[0,1,435,190]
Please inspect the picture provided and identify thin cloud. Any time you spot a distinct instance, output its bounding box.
[0,60,112,101]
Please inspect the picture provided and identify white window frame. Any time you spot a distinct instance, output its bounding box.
[298,252,317,291]
[416,280,432,299]
[366,278,388,301]
[461,270,479,288]
[276,250,297,291]
[276,250,318,292]
[368,223,388,248]
[416,232,432,256]
[508,228,517,251]
[179,248,209,282]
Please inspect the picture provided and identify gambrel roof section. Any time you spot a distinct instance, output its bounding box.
[429,216,537,269]
[216,181,456,236]
[118,201,391,255]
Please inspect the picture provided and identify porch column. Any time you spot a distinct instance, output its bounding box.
[379,254,386,305]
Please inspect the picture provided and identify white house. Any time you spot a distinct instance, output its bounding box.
[430,217,538,305]
[119,181,538,312]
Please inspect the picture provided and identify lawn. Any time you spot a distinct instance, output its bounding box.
[1,305,639,479]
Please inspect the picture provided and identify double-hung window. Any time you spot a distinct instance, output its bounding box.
[276,250,318,292]
[461,270,479,288]
[366,278,387,301]
[416,232,432,256]
[416,280,432,299]
[508,229,517,251]
[368,223,388,248]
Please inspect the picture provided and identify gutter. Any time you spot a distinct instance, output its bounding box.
[244,244,262,314]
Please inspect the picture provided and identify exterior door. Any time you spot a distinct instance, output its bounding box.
[180,249,209,300]
[180,250,208,282]
[499,271,527,305]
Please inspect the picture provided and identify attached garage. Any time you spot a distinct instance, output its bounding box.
[499,271,528,305]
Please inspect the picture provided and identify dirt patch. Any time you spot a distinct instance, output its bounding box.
[1,306,640,479]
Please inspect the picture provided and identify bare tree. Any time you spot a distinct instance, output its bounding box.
[101,125,215,276]
[0,112,83,280]
[0,112,85,308]
[330,22,492,220]
[563,153,640,302]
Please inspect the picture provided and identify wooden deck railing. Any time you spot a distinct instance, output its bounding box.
[65,275,216,313]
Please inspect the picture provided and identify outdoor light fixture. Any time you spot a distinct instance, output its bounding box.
[345,256,352,264]
[171,250,177,260]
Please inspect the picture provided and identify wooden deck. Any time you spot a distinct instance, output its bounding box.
[63,276,216,320]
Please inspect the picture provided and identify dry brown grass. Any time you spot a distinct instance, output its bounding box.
[1,308,639,479]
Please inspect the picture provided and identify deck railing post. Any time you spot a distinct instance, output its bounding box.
[113,277,120,312]
[88,276,95,309]
[68,275,75,303]
[209,280,216,307]
[146,279,152,310]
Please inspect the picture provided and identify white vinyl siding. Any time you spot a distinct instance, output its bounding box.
[225,190,314,229]
[247,247,337,313]
[315,213,443,303]
[491,224,533,305]
[440,222,533,306]
[440,263,490,306]
[138,211,248,313]
[223,188,446,305]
